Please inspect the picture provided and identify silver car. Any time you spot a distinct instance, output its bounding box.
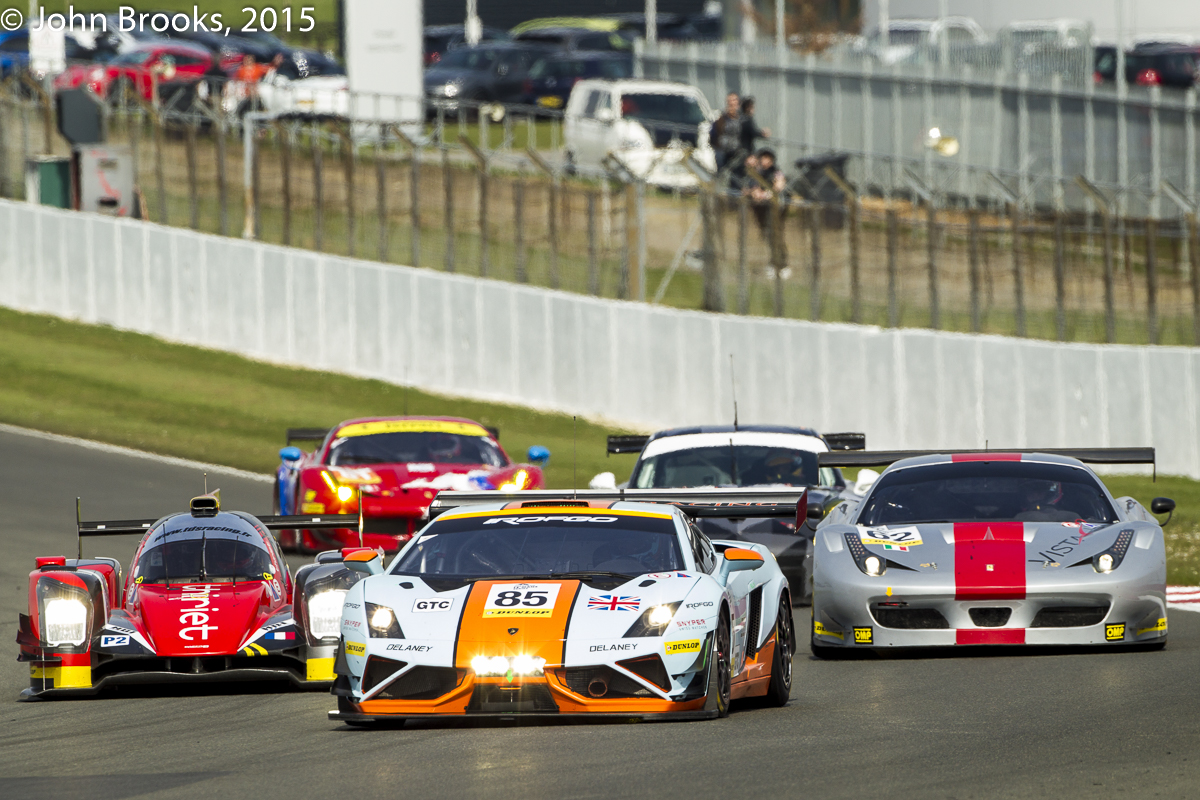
[810,449,1172,655]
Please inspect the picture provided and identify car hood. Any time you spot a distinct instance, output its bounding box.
[131,582,274,656]
[327,462,500,493]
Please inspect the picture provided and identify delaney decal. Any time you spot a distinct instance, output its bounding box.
[590,643,638,652]
[483,583,561,617]
[178,585,218,641]
[413,598,454,613]
[387,644,433,652]
[857,526,923,550]
[587,595,640,611]
[344,641,366,656]
[664,639,702,655]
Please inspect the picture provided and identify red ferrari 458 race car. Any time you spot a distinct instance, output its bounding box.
[274,416,550,553]
[15,492,369,698]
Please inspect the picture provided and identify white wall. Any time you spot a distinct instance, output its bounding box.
[2,199,1198,476]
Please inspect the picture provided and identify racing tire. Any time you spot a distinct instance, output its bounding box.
[703,613,732,718]
[764,595,794,706]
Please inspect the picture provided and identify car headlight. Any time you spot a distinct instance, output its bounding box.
[498,469,530,492]
[624,602,681,637]
[1096,553,1114,573]
[863,555,885,577]
[336,485,354,502]
[44,598,89,647]
[1092,529,1134,574]
[308,589,346,639]
[471,654,545,676]
[845,533,888,577]
[443,83,459,97]
[366,602,403,638]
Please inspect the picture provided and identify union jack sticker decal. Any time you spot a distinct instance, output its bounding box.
[587,595,641,611]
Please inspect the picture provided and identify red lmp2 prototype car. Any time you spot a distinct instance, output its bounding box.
[275,416,550,554]
[15,492,370,698]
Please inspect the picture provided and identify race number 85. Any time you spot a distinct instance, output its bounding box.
[483,583,561,617]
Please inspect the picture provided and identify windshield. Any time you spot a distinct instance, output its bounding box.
[632,445,821,488]
[620,92,706,126]
[435,48,497,70]
[393,513,685,579]
[882,29,928,46]
[111,49,155,66]
[135,526,273,584]
[858,462,1119,525]
[327,431,507,467]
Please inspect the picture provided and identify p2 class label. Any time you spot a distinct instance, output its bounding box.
[482,583,562,617]
[100,635,130,647]
[413,598,454,613]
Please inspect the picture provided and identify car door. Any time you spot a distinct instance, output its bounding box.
[574,88,611,166]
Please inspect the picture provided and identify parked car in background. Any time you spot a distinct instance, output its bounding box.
[54,41,215,107]
[424,24,510,65]
[512,24,634,53]
[521,51,632,110]
[1093,43,1200,87]
[0,29,30,78]
[870,17,987,65]
[424,42,548,113]
[170,27,276,73]
[564,78,717,188]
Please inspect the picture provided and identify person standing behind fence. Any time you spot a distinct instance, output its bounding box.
[744,147,788,272]
[738,97,771,156]
[711,92,742,172]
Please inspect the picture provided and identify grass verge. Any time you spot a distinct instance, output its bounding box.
[1,306,1197,583]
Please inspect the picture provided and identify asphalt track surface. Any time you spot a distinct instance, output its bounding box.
[2,426,1199,799]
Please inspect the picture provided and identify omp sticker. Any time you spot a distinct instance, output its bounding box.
[857,526,923,549]
[853,627,874,645]
[413,598,454,613]
[1137,618,1167,635]
[344,641,366,656]
[664,639,702,655]
[100,635,130,647]
[337,420,490,438]
[1105,623,1126,641]
[814,621,844,640]
[482,583,561,617]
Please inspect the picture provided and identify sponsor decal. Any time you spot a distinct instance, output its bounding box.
[178,585,219,641]
[265,577,281,602]
[857,526,923,550]
[106,625,135,635]
[587,595,640,611]
[343,619,361,628]
[648,572,691,579]
[101,635,130,647]
[1105,623,1126,642]
[685,601,714,609]
[337,419,490,438]
[590,643,638,652]
[413,598,455,612]
[1137,618,1167,636]
[482,583,561,617]
[673,618,707,629]
[304,490,317,502]
[853,627,874,645]
[407,462,436,473]
[814,621,844,640]
[482,516,617,526]
[386,644,432,652]
[301,502,326,514]
[266,631,295,640]
[345,602,361,609]
[263,618,294,632]
[327,466,382,485]
[664,639,702,655]
[344,641,366,657]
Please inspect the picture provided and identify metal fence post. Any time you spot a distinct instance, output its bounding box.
[620,182,632,299]
[527,147,559,288]
[460,135,489,276]
[1190,213,1200,345]
[737,195,748,314]
[809,204,821,321]
[887,207,899,327]
[186,122,198,230]
[344,130,357,257]
[1146,219,1158,344]
[215,120,227,235]
[280,124,292,245]
[968,209,980,332]
[515,179,526,283]
[587,191,599,295]
[1054,212,1066,340]
[442,146,454,272]
[154,113,166,223]
[409,139,419,267]
[926,203,939,330]
[252,122,262,240]
[1103,211,1115,342]
[0,93,9,198]
[312,125,324,251]
[701,187,724,312]
[771,201,783,318]
[376,125,387,262]
[1010,205,1025,336]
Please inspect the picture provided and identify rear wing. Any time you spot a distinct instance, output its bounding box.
[428,488,811,522]
[823,432,866,451]
[607,435,649,455]
[287,428,329,444]
[818,447,1155,472]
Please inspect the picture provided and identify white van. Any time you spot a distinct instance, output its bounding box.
[563,79,717,189]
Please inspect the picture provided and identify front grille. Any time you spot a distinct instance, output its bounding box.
[1031,605,1111,628]
[361,656,407,694]
[617,655,670,691]
[466,683,559,713]
[375,666,461,700]
[560,666,658,699]
[870,606,950,629]
[745,587,763,659]
[968,608,1013,628]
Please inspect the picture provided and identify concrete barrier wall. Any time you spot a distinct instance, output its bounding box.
[3,199,1198,477]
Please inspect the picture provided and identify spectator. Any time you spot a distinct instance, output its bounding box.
[738,96,770,156]
[711,91,742,171]
[743,147,788,271]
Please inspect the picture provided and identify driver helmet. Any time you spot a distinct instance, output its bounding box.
[428,433,463,462]
[1021,479,1063,508]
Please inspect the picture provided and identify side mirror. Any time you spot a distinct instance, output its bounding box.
[343,550,383,576]
[280,445,303,462]
[1151,497,1175,525]
[719,547,764,584]
[807,502,825,520]
[527,445,550,466]
[590,472,617,490]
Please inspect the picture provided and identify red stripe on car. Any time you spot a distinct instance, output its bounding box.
[951,453,1022,462]
[956,629,1025,645]
[954,522,1026,600]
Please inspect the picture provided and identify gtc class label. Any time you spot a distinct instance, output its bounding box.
[664,639,702,655]
[482,583,561,617]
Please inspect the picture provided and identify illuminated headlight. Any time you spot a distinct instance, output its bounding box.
[1096,553,1115,573]
[863,556,885,577]
[624,601,682,637]
[648,605,675,626]
[498,469,530,491]
[471,654,545,676]
[308,589,347,639]
[371,606,393,629]
[43,598,89,647]
[443,83,459,97]
[366,602,403,638]
[336,485,354,502]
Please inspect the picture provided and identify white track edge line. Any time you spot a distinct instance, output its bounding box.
[0,423,273,483]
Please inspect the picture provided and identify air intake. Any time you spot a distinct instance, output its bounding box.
[190,491,221,517]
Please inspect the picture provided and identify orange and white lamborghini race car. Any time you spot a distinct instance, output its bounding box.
[328,489,805,724]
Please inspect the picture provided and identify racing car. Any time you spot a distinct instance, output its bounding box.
[810,448,1172,655]
[593,425,865,604]
[15,491,369,697]
[327,488,803,724]
[275,416,550,553]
